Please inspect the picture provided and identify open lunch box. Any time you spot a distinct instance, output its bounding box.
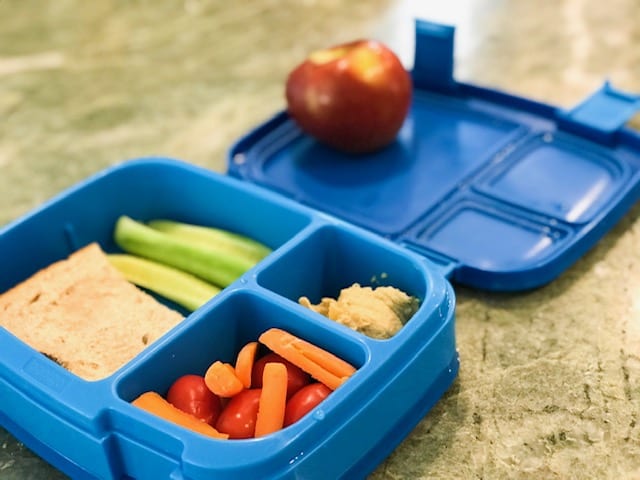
[2,19,640,480]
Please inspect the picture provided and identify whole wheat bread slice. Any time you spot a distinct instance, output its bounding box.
[0,243,184,381]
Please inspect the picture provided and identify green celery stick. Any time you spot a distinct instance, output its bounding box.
[114,216,255,288]
[108,254,221,312]
[147,219,271,263]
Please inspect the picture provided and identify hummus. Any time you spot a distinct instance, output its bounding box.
[299,283,419,339]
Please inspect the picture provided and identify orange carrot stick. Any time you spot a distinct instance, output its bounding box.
[204,361,245,397]
[132,391,228,439]
[254,362,288,437]
[258,328,356,390]
[290,338,356,379]
[235,341,259,389]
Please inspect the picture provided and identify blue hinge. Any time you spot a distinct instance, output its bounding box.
[403,242,459,281]
[412,19,457,93]
[556,81,640,145]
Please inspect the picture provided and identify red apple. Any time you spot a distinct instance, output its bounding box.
[285,39,412,154]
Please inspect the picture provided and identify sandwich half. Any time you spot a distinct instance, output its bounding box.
[0,243,184,381]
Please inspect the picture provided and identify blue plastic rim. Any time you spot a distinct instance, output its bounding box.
[228,19,640,292]
[0,158,459,480]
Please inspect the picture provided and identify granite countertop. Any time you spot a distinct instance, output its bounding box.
[1,1,640,478]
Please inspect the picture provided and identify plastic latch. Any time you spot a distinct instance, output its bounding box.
[412,19,457,93]
[557,81,640,145]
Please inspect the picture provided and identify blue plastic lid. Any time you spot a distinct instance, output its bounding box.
[228,19,640,292]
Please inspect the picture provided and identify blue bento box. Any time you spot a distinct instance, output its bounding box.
[2,17,640,480]
[0,157,457,479]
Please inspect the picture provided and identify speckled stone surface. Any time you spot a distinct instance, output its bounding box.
[1,1,640,479]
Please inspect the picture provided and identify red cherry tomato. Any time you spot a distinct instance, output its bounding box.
[215,388,262,439]
[284,383,331,427]
[252,352,311,398]
[166,374,222,426]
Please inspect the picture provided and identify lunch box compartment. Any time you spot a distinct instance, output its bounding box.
[115,288,367,403]
[257,223,428,314]
[108,288,370,479]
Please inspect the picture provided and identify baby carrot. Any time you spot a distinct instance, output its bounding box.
[204,361,245,397]
[132,391,228,439]
[258,328,356,390]
[235,341,259,389]
[254,362,288,437]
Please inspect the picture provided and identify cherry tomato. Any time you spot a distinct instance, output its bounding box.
[166,374,222,426]
[252,352,311,398]
[284,383,331,427]
[215,388,262,439]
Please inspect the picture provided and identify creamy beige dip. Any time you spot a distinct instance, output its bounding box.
[299,283,419,339]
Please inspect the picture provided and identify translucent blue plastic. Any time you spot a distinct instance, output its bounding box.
[0,158,458,479]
